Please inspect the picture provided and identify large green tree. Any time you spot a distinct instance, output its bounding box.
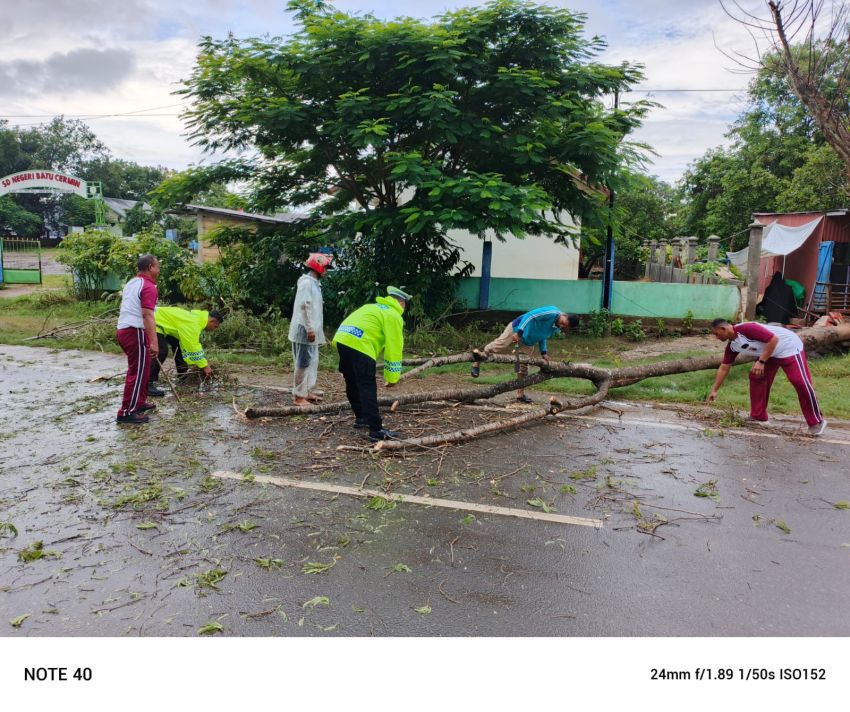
[678,47,850,248]
[163,0,652,317]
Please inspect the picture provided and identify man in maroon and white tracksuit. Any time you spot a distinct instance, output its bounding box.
[115,255,160,424]
[708,319,826,436]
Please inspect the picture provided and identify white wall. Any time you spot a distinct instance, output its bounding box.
[448,223,580,280]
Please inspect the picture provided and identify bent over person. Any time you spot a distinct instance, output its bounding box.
[707,319,826,436]
[332,286,411,442]
[471,306,579,403]
[148,307,223,394]
[116,254,159,424]
[289,252,333,406]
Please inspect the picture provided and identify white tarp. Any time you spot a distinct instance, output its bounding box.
[727,217,822,274]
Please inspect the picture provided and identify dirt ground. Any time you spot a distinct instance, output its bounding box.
[2,344,850,637]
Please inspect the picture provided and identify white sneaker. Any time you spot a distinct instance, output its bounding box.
[808,420,827,436]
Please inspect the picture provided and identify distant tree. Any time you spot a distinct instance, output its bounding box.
[0,196,43,237]
[164,0,653,317]
[580,173,680,278]
[721,0,850,181]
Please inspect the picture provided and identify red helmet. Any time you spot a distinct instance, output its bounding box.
[305,252,333,276]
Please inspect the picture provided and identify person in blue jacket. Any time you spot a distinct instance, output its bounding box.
[470,306,579,403]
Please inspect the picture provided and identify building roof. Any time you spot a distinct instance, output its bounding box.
[182,204,307,224]
[103,197,151,219]
[753,208,848,218]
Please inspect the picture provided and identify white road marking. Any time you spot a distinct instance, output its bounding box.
[210,470,603,529]
[555,413,850,446]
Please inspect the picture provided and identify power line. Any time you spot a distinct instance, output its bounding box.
[630,88,748,92]
[0,102,188,120]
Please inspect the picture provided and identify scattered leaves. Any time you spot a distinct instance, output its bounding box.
[302,596,329,609]
[197,622,223,636]
[135,522,157,530]
[569,465,598,481]
[18,541,60,563]
[834,501,849,510]
[196,569,228,589]
[254,558,284,570]
[459,513,475,526]
[302,557,339,575]
[414,605,432,615]
[365,496,396,511]
[10,614,30,628]
[775,520,791,535]
[527,498,555,513]
[694,480,720,501]
[0,522,18,538]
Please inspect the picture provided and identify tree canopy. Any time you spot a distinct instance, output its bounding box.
[165,0,652,316]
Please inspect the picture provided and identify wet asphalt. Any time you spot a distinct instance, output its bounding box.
[1,344,848,636]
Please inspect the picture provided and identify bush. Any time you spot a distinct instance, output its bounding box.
[582,309,610,338]
[57,230,136,299]
[655,318,666,338]
[57,227,205,302]
[610,317,625,336]
[682,310,694,335]
[624,319,646,342]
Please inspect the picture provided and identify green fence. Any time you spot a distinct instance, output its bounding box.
[456,277,741,320]
[0,238,42,284]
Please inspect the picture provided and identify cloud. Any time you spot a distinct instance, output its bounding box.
[0,48,136,97]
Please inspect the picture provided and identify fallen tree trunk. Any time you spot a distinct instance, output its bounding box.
[375,381,611,451]
[244,324,850,449]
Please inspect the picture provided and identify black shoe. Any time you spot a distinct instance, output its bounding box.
[117,413,149,425]
[368,428,400,442]
[515,394,533,404]
[353,417,369,429]
[147,383,166,397]
[137,403,157,412]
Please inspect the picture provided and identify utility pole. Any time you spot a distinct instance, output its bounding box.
[601,90,618,311]
[744,221,764,320]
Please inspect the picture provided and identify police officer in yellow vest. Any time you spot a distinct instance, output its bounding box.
[332,286,411,441]
[147,307,223,396]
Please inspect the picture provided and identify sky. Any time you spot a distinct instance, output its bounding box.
[0,0,772,186]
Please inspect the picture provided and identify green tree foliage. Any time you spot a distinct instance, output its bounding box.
[0,196,43,237]
[580,173,681,278]
[679,46,850,249]
[58,227,202,302]
[165,0,652,317]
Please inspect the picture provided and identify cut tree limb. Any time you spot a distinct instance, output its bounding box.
[243,323,850,448]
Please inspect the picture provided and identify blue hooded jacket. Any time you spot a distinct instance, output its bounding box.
[511,306,563,354]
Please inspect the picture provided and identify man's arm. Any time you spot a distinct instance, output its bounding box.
[295,280,316,342]
[142,309,158,356]
[707,363,732,402]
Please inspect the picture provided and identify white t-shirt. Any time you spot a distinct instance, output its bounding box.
[723,322,803,363]
[117,274,158,330]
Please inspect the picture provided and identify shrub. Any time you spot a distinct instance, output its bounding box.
[682,310,694,334]
[655,318,666,338]
[582,308,610,338]
[610,317,625,336]
[624,319,646,342]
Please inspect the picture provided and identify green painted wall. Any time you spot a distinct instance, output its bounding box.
[457,277,739,320]
[1,269,41,284]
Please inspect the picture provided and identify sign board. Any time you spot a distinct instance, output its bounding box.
[0,170,88,198]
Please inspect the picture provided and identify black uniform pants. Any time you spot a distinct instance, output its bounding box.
[149,334,187,383]
[337,343,382,431]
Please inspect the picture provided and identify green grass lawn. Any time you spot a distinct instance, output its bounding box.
[2,292,848,418]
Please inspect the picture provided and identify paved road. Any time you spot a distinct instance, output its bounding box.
[1,345,848,636]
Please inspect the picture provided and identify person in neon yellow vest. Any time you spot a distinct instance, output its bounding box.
[148,307,223,395]
[332,286,411,441]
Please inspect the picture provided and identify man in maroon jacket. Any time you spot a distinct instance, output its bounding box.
[115,254,160,424]
[707,318,826,436]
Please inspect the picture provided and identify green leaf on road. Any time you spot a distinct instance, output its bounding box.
[414,606,432,615]
[302,596,329,609]
[197,622,223,635]
[10,614,30,628]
